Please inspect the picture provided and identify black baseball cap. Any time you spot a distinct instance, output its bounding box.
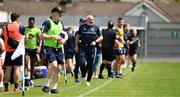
[79,18,86,23]
[51,6,64,14]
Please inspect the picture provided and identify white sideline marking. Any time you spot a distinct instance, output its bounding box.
[77,66,138,97]
[64,85,80,90]
[77,80,112,97]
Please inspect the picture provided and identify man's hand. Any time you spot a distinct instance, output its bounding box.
[90,41,96,46]
[75,46,79,53]
[36,47,41,54]
[57,38,66,44]
[51,35,60,40]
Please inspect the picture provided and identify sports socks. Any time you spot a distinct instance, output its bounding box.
[52,83,57,90]
[44,79,50,87]
[99,63,105,76]
[106,64,112,77]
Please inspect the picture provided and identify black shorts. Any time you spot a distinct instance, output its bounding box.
[65,49,75,59]
[4,51,23,66]
[102,49,114,61]
[45,47,64,64]
[129,48,137,56]
[25,48,37,58]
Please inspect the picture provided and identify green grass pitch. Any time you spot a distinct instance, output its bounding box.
[1,61,180,97]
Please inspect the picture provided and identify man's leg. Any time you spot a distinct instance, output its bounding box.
[25,55,32,86]
[30,57,36,79]
[0,59,4,87]
[51,61,60,93]
[80,52,87,79]
[45,62,54,86]
[106,61,112,79]
[4,66,12,91]
[119,54,125,74]
[74,52,80,81]
[131,54,137,72]
[13,66,21,91]
[98,63,105,79]
[42,62,54,92]
[86,49,96,86]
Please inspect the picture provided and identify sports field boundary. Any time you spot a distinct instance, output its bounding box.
[77,66,134,97]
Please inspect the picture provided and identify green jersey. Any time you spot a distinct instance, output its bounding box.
[25,27,41,49]
[43,18,63,48]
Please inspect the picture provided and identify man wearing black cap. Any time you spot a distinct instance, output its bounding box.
[73,17,86,83]
[41,6,68,94]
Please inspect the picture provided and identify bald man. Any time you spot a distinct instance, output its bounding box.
[75,15,103,86]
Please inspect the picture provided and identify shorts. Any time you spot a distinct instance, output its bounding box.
[65,49,75,59]
[45,47,64,64]
[102,49,114,61]
[125,49,129,56]
[4,51,23,66]
[114,48,126,56]
[0,52,6,59]
[25,48,37,58]
[129,48,138,56]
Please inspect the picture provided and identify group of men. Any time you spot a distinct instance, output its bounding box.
[0,5,141,94]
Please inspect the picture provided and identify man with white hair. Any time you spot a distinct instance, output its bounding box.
[75,15,103,86]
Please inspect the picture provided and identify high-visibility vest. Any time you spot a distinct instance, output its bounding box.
[3,23,23,51]
[44,18,63,48]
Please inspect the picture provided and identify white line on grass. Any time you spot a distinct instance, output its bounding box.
[64,84,81,90]
[77,66,138,97]
[77,80,112,97]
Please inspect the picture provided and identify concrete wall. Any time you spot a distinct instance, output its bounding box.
[0,11,8,22]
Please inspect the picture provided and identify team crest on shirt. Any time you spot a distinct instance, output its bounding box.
[28,34,35,40]
[90,27,95,32]
[83,28,86,31]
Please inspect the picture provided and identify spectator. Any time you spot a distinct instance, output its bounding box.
[73,18,86,83]
[0,28,5,88]
[24,17,42,86]
[64,27,75,76]
[3,12,25,92]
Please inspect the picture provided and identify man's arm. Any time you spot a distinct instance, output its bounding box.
[95,34,103,43]
[0,38,5,55]
[41,20,59,40]
[58,31,68,45]
[91,27,103,46]
[37,29,42,53]
[75,33,80,53]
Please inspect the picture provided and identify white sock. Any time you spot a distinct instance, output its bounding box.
[52,83,57,90]
[121,64,126,68]
[124,60,128,68]
[25,77,31,79]
[120,66,123,74]
[44,79,50,87]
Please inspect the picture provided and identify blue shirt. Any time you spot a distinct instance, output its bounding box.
[78,24,101,44]
[19,25,25,35]
[64,31,75,53]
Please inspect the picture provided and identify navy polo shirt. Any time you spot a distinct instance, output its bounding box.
[78,24,101,44]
